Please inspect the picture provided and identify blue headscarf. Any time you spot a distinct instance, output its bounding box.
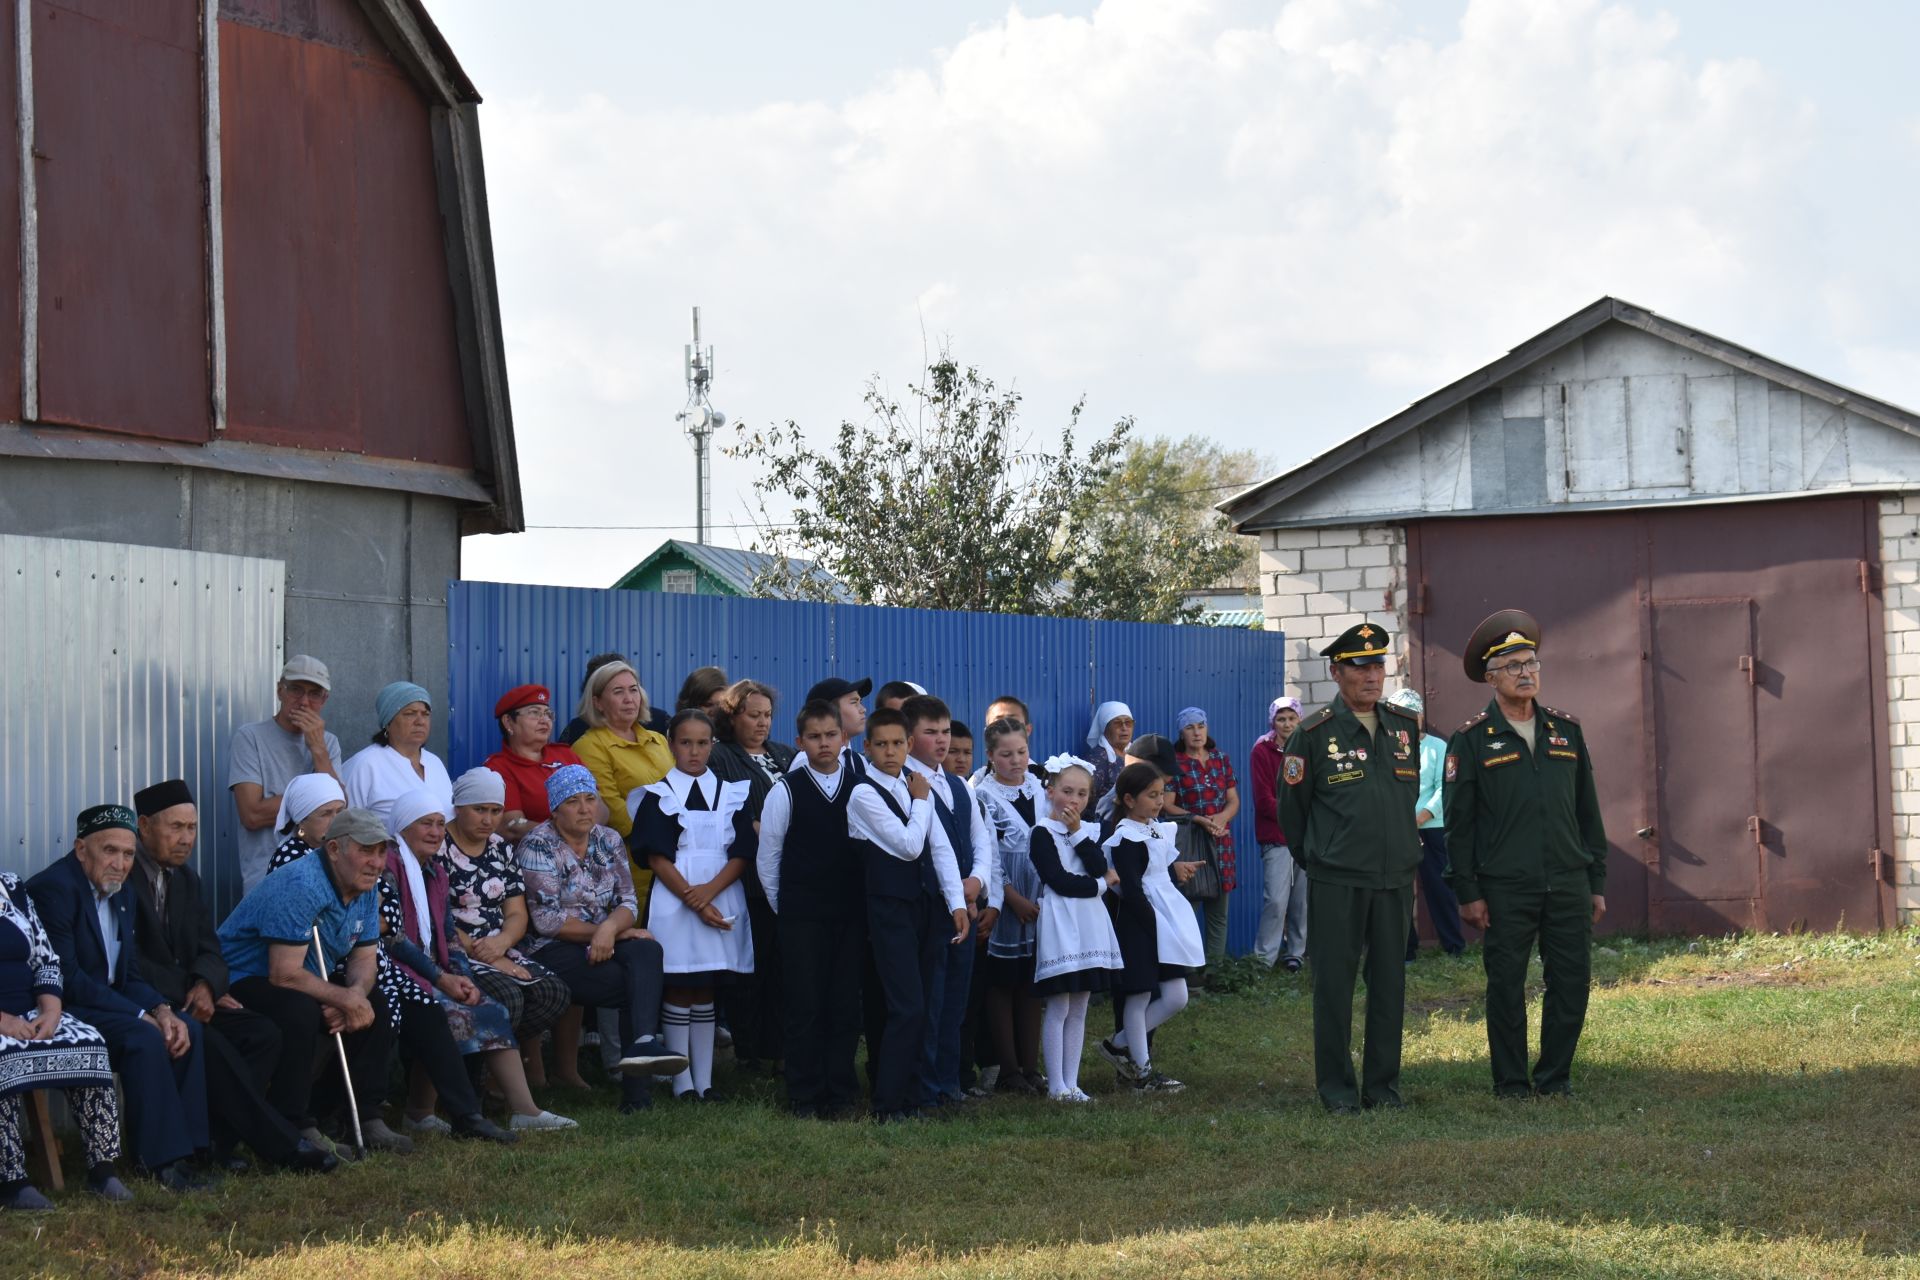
[376,681,432,730]
[1175,706,1207,733]
[546,764,599,814]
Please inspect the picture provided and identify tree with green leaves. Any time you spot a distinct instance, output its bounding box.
[727,353,1262,623]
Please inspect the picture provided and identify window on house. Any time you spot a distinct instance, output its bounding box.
[662,569,697,594]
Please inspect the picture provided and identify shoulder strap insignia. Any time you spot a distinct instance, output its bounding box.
[1300,706,1334,732]
[1539,705,1580,725]
[1381,701,1417,722]
[1456,710,1489,734]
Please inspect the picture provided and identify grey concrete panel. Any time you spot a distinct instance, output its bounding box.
[1467,389,1507,508]
[1502,416,1548,507]
[285,592,449,760]
[0,457,190,546]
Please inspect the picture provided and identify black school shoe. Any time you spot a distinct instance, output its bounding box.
[450,1113,519,1144]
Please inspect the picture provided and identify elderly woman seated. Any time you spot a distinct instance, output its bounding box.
[382,789,570,1135]
[516,765,686,1112]
[0,872,129,1210]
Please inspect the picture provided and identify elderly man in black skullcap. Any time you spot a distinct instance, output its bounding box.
[131,781,334,1174]
[26,805,212,1190]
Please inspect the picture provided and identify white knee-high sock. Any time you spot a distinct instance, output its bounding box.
[1041,994,1071,1096]
[1062,992,1092,1092]
[1123,992,1152,1070]
[690,1002,717,1094]
[1145,979,1190,1036]
[662,1003,692,1095]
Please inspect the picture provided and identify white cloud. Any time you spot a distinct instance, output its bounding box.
[462,0,1907,588]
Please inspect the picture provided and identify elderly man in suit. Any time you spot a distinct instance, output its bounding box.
[131,780,334,1174]
[26,805,211,1191]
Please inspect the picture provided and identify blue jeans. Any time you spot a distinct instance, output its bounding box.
[1254,843,1308,966]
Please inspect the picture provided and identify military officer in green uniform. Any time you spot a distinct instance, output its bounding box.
[1444,609,1608,1099]
[1277,620,1423,1112]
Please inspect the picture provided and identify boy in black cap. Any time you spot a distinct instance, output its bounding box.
[1276,621,1422,1113]
[798,677,872,779]
[1445,609,1607,1100]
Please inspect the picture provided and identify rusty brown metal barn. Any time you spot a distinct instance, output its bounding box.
[0,0,517,895]
[1225,298,1919,935]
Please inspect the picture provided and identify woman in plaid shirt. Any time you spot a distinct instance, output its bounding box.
[1170,707,1240,966]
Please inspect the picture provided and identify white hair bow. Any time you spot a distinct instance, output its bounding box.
[1043,753,1096,776]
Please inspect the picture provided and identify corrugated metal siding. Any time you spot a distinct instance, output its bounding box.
[0,535,283,915]
[448,584,1286,954]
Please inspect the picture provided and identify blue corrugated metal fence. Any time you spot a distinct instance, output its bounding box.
[446,583,1286,955]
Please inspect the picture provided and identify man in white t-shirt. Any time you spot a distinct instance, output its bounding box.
[229,655,343,891]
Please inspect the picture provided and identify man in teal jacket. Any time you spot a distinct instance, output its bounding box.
[1383,689,1465,961]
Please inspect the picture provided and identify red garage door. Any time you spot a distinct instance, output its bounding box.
[1407,495,1891,934]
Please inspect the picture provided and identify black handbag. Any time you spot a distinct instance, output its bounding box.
[1173,819,1222,903]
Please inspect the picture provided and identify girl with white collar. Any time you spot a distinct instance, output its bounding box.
[1029,754,1124,1103]
[1098,762,1206,1092]
[628,709,757,1102]
[976,717,1051,1094]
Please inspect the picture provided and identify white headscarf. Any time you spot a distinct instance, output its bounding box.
[1086,701,1133,762]
[451,766,506,808]
[385,787,449,952]
[275,773,346,837]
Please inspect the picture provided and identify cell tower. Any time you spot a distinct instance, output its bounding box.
[676,306,726,544]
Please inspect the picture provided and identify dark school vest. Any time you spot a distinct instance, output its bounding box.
[853,778,940,902]
[933,773,977,878]
[780,772,858,917]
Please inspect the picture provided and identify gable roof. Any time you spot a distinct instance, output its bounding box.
[1220,297,1920,530]
[612,539,857,603]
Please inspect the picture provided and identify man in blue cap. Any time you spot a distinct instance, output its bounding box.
[1276,621,1422,1113]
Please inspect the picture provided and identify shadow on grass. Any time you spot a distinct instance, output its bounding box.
[9,933,1918,1276]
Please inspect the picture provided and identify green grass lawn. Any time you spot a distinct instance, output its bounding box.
[11,930,1920,1278]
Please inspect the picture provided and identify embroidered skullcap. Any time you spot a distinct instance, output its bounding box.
[76,805,136,839]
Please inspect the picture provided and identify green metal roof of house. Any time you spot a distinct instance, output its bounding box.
[611,539,856,603]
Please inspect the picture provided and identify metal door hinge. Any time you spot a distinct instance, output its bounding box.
[1747,815,1763,847]
[1859,560,1880,594]
[1408,581,1427,617]
[1870,846,1889,881]
[1738,655,1755,685]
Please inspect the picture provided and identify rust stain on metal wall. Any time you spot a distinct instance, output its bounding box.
[1409,495,1887,934]
[219,4,469,467]
[32,0,208,441]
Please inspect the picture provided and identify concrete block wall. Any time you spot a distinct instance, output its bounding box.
[1257,524,1410,708]
[1879,496,1920,924]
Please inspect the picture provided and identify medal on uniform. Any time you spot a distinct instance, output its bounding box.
[1356,748,1367,761]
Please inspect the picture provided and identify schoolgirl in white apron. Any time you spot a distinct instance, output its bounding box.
[1029,756,1123,1102]
[628,710,756,1101]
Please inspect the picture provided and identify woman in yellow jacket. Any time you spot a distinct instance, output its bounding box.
[570,660,673,905]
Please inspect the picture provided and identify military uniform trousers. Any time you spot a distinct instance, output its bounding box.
[1480,871,1592,1096]
[1308,879,1412,1110]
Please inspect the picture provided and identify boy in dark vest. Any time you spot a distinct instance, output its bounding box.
[847,708,971,1120]
[757,700,865,1119]
[901,695,1001,1107]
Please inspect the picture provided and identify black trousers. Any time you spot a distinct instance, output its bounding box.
[230,976,396,1127]
[725,891,784,1063]
[778,907,866,1112]
[203,1006,304,1164]
[77,1005,207,1169]
[865,892,944,1116]
[536,936,668,1053]
[1407,828,1466,958]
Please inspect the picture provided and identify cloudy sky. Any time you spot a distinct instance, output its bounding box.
[437,0,1920,588]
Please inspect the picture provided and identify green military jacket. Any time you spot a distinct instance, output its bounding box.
[1442,699,1608,905]
[1276,697,1422,889]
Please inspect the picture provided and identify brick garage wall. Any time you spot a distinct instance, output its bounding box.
[1880,496,1920,924]
[1257,524,1410,708]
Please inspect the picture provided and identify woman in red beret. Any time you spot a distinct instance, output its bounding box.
[484,686,603,845]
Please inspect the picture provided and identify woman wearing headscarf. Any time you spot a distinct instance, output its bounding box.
[1084,701,1134,808]
[441,768,574,1070]
[515,765,685,1113]
[570,661,673,903]
[1171,707,1240,968]
[268,774,348,873]
[1249,696,1308,973]
[0,872,129,1209]
[341,682,454,824]
[382,788,567,1136]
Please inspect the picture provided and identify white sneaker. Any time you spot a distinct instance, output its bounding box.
[510,1109,578,1132]
[1070,1088,1095,1103]
[404,1113,453,1135]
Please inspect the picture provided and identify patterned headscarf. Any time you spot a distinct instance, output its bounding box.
[1175,706,1207,733]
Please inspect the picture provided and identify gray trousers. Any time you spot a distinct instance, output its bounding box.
[1253,843,1308,966]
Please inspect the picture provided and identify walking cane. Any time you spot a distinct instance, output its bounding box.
[309,926,367,1157]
